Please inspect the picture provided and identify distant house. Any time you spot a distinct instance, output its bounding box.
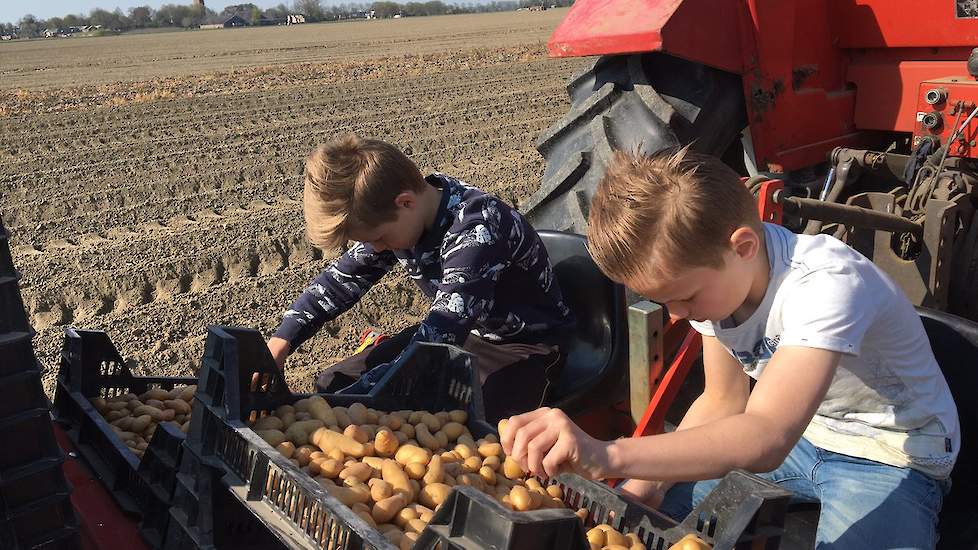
[200,14,249,29]
[286,14,306,24]
[1,34,14,41]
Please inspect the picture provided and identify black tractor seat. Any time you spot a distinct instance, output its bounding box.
[917,308,978,550]
[537,230,628,414]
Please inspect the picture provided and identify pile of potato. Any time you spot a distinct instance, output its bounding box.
[248,396,707,550]
[90,385,197,459]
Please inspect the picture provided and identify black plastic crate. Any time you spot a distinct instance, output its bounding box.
[132,421,189,548]
[52,328,196,531]
[180,325,485,550]
[0,332,38,379]
[0,492,78,550]
[0,369,50,419]
[165,442,285,550]
[0,457,70,517]
[183,325,789,550]
[0,409,63,475]
[417,470,791,550]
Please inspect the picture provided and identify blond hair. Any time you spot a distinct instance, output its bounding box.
[303,134,425,250]
[587,147,761,283]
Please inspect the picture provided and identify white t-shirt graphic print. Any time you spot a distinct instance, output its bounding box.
[689,223,959,478]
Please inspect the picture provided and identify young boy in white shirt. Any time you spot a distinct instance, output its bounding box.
[500,148,958,549]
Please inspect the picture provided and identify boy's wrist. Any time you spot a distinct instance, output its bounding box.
[600,439,624,479]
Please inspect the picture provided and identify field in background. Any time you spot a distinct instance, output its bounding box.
[0,9,583,393]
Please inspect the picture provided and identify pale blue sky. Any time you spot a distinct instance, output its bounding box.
[2,1,286,24]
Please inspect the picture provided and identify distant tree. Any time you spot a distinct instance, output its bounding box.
[17,14,42,37]
[47,16,64,29]
[63,14,84,26]
[128,6,153,27]
[221,3,259,17]
[88,8,116,28]
[263,3,290,19]
[371,1,400,17]
[251,6,263,23]
[293,0,324,21]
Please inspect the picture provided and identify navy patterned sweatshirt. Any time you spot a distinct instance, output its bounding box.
[274,174,574,354]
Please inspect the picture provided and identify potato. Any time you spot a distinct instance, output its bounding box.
[394,507,418,528]
[372,493,408,524]
[295,412,312,422]
[178,386,196,402]
[405,518,427,535]
[141,388,170,402]
[370,479,394,502]
[404,462,426,480]
[295,445,317,466]
[383,529,403,545]
[145,399,166,410]
[448,410,467,424]
[441,422,465,441]
[256,429,287,447]
[339,462,373,483]
[277,441,296,459]
[131,415,152,433]
[510,486,532,511]
[399,423,415,439]
[422,455,443,485]
[325,483,371,507]
[478,466,496,486]
[418,412,441,432]
[668,534,711,550]
[463,456,482,474]
[419,483,451,509]
[415,424,440,451]
[394,445,431,466]
[434,430,449,449]
[375,428,400,457]
[312,427,366,457]
[502,457,523,480]
[343,424,369,444]
[252,415,278,432]
[482,455,501,471]
[306,395,337,425]
[164,399,191,415]
[132,405,164,421]
[400,531,419,550]
[457,434,477,449]
[586,527,606,548]
[319,459,343,478]
[604,528,628,546]
[328,448,346,462]
[160,409,176,422]
[333,407,352,429]
[483,434,499,444]
[382,460,414,501]
[348,403,368,425]
[478,443,503,459]
[379,414,402,430]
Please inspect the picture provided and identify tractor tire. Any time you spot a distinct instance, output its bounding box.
[523,53,747,233]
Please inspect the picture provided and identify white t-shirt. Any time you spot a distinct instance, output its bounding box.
[689,223,959,478]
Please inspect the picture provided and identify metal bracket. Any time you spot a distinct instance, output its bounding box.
[627,301,663,425]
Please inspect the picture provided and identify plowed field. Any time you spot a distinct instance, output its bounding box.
[0,10,583,394]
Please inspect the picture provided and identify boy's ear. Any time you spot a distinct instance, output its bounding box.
[730,226,761,261]
[394,191,416,210]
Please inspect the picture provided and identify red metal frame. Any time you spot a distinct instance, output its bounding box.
[547,0,978,172]
[913,78,978,158]
[53,424,150,550]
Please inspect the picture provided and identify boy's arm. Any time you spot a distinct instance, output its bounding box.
[271,243,397,361]
[502,345,839,481]
[621,335,750,503]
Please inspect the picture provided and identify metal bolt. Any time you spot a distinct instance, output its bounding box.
[922,111,943,130]
[925,88,948,105]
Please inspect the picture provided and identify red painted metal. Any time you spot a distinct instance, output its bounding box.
[546,0,978,172]
[53,424,149,550]
[756,179,784,225]
[913,78,978,159]
[631,327,703,438]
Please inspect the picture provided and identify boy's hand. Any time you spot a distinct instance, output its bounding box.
[500,408,611,480]
[267,337,290,369]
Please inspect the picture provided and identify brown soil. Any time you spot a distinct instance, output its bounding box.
[0,10,584,395]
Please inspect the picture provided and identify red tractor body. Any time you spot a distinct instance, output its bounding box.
[547,0,978,171]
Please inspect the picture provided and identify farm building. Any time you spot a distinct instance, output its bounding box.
[200,14,249,29]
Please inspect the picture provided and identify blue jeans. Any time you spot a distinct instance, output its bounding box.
[659,438,948,550]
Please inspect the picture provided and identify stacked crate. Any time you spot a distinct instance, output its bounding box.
[0,215,80,549]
